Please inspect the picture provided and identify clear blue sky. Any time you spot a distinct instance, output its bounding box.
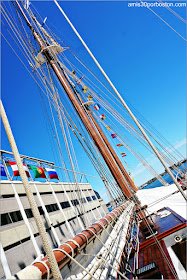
[1,1,186,202]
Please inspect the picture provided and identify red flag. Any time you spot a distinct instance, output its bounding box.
[9,161,30,177]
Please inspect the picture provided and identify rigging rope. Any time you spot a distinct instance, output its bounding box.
[140,0,187,42]
[21,0,185,166]
[3,0,186,201]
[157,0,187,24]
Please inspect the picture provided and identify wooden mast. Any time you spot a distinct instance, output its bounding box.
[87,111,138,192]
[54,0,187,202]
[69,86,138,193]
[14,0,133,199]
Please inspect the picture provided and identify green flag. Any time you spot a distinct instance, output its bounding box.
[30,165,46,178]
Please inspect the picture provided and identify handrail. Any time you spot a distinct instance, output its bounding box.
[32,202,130,278]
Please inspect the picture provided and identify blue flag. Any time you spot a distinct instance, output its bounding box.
[1,163,7,177]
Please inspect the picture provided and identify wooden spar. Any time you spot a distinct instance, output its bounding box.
[54,0,187,202]
[14,0,132,199]
[70,87,138,193]
[46,63,133,198]
[87,111,138,192]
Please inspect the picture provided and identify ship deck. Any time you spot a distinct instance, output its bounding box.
[124,207,187,279]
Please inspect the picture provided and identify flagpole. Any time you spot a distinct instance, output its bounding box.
[54,0,187,202]
[0,100,62,280]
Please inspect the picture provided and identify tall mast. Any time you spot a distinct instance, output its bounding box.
[54,0,187,202]
[14,0,133,199]
[68,85,138,193]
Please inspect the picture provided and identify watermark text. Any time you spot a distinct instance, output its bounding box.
[128,2,186,8]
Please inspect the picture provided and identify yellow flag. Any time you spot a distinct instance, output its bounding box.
[87,94,93,100]
[82,86,88,93]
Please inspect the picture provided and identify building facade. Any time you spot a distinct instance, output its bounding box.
[0,180,108,278]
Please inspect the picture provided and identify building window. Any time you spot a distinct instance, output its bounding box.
[92,196,96,200]
[46,204,59,213]
[94,190,101,199]
[60,201,70,209]
[25,209,34,218]
[86,196,91,202]
[71,199,79,206]
[10,211,23,223]
[38,207,44,215]
[1,213,12,226]
[1,194,15,198]
[80,198,86,204]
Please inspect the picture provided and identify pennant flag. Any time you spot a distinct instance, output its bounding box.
[128,171,131,175]
[30,165,46,179]
[106,125,111,130]
[87,94,93,100]
[100,114,106,120]
[125,162,129,168]
[111,133,117,138]
[116,144,123,147]
[121,153,127,157]
[132,177,134,182]
[45,168,59,180]
[71,70,76,76]
[9,161,30,177]
[94,104,100,111]
[1,163,7,177]
[77,75,85,85]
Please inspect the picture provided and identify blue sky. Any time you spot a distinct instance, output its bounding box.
[1,1,186,202]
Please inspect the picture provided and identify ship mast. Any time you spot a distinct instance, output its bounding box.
[53,0,187,202]
[14,0,134,200]
[68,86,138,193]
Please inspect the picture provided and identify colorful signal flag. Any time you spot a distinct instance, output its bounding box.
[111,134,117,138]
[116,144,123,147]
[100,114,106,120]
[106,125,111,130]
[121,153,127,157]
[94,104,100,111]
[77,75,85,85]
[87,94,93,100]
